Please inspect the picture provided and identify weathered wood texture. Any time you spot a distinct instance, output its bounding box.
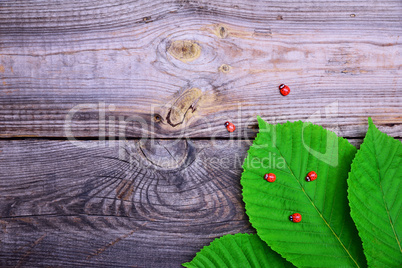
[0,0,401,138]
[0,139,249,267]
[1,1,402,267]
[0,138,368,267]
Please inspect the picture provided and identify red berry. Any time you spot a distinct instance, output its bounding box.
[224,121,236,132]
[279,84,290,96]
[264,173,276,183]
[289,213,302,223]
[305,171,317,182]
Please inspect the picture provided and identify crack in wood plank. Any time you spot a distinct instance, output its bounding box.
[15,234,47,268]
[86,223,147,260]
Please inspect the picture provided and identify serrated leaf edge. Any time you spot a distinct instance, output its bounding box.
[243,116,361,268]
[347,117,402,265]
[182,233,254,268]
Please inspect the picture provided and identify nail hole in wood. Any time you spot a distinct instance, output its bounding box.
[219,64,231,73]
[143,16,152,23]
[219,26,228,38]
[153,114,162,122]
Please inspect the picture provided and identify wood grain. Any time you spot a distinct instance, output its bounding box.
[0,0,401,138]
[1,1,401,267]
[0,139,250,267]
[0,138,369,267]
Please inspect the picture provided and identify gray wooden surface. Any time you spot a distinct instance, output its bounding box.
[0,0,401,267]
[0,139,367,267]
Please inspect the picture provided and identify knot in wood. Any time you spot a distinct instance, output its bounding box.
[166,88,202,127]
[167,40,201,63]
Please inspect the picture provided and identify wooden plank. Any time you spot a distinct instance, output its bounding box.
[0,138,372,267]
[0,139,250,267]
[0,0,401,138]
